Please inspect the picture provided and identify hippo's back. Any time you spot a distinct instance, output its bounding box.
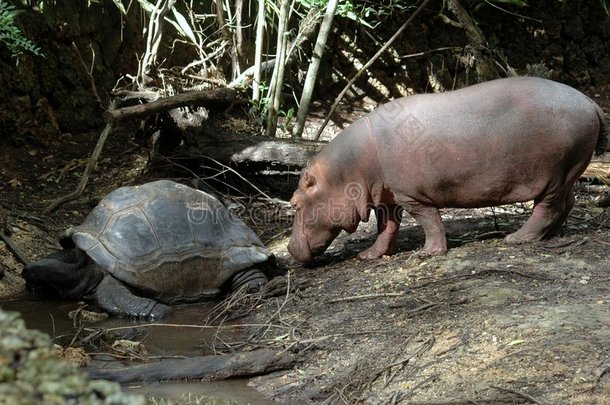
[369,77,604,208]
[373,77,599,147]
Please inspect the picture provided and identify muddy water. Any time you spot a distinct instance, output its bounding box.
[1,297,275,404]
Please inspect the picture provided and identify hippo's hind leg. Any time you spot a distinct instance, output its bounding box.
[504,188,575,244]
[359,204,402,260]
[402,202,447,255]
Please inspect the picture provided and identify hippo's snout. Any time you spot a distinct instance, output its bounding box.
[287,236,313,263]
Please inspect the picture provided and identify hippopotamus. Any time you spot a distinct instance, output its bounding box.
[288,77,607,263]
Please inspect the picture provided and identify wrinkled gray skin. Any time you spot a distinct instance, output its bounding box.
[23,180,270,319]
[288,77,608,263]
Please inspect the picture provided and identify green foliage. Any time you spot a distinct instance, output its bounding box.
[281,106,295,129]
[309,1,422,29]
[0,1,43,63]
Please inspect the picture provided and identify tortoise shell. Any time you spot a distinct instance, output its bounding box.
[65,180,270,303]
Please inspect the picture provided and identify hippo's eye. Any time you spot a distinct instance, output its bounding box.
[290,197,300,210]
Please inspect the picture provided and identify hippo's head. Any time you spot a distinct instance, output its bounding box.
[287,162,367,263]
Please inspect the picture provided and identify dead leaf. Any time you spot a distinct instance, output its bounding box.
[8,178,22,188]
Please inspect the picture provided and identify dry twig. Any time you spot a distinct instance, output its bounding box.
[380,336,435,388]
[489,385,550,405]
[591,363,610,391]
[327,292,406,304]
[400,396,528,404]
[0,229,29,265]
[313,0,432,140]
[44,121,114,213]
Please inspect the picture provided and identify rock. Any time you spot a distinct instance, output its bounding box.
[0,309,145,405]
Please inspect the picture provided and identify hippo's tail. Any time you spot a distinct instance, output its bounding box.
[594,106,608,156]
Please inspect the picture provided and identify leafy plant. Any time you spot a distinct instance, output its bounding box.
[0,1,43,63]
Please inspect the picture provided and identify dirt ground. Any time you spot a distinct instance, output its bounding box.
[1,90,610,404]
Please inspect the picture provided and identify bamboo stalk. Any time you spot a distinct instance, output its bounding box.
[252,0,266,101]
[265,0,291,137]
[292,0,338,139]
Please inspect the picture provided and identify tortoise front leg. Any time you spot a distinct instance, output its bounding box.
[95,275,170,319]
[229,268,268,293]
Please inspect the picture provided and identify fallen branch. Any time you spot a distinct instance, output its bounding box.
[0,230,29,265]
[92,322,291,333]
[88,348,295,383]
[406,301,439,314]
[45,87,238,213]
[227,137,325,167]
[44,122,113,213]
[103,87,237,124]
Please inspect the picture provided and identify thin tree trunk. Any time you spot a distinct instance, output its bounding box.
[215,0,239,79]
[446,0,516,81]
[104,88,237,123]
[139,0,176,87]
[252,0,265,102]
[265,0,291,137]
[292,0,338,139]
[235,0,244,68]
[232,5,319,91]
[313,0,431,140]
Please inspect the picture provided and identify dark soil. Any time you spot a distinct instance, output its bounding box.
[1,89,610,405]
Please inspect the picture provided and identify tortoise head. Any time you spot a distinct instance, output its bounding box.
[22,248,104,300]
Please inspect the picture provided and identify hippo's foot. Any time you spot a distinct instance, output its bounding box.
[420,239,447,255]
[357,228,399,260]
[358,205,402,260]
[402,203,447,256]
[505,190,575,245]
[504,230,545,245]
[95,275,170,319]
[358,245,396,260]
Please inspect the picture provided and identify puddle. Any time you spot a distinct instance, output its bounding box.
[127,380,273,404]
[0,297,276,404]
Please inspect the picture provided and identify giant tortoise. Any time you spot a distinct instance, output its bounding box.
[23,180,270,319]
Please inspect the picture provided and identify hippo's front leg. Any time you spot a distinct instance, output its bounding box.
[358,204,402,260]
[403,202,447,255]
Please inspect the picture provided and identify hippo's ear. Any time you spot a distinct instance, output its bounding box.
[303,170,317,188]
